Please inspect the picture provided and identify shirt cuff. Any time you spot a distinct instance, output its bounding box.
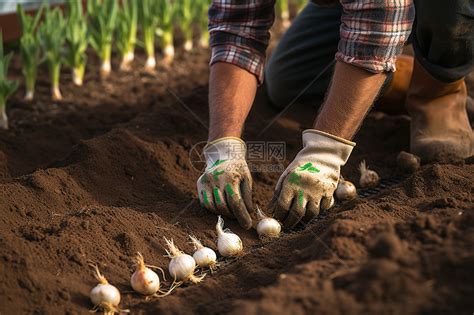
[335,52,397,73]
[210,45,265,84]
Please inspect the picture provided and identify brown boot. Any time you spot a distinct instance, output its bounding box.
[406,61,474,162]
[376,55,414,114]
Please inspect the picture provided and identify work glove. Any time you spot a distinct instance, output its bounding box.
[197,137,254,229]
[269,129,355,228]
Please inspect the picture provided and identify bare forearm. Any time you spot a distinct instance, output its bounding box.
[208,63,257,141]
[314,61,387,140]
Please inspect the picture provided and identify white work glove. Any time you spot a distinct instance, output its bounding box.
[197,137,254,229]
[269,129,355,228]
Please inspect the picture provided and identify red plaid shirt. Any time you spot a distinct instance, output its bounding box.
[208,0,415,84]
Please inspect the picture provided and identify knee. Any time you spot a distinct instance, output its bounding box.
[264,63,293,109]
[417,0,473,42]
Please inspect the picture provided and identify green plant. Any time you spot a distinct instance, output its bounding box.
[176,0,194,51]
[116,0,138,71]
[17,4,43,100]
[156,0,177,64]
[139,0,160,70]
[194,0,211,48]
[88,0,118,78]
[65,0,88,86]
[39,6,66,101]
[276,0,290,28]
[0,32,19,130]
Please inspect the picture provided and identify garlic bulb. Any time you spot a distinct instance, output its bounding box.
[216,216,243,257]
[359,160,380,188]
[335,177,357,201]
[255,206,281,239]
[89,264,124,314]
[164,238,204,284]
[189,235,217,268]
[130,252,161,296]
[396,151,420,173]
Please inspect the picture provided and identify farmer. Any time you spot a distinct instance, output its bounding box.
[197,0,474,229]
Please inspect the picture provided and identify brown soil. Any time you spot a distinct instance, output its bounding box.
[0,37,473,314]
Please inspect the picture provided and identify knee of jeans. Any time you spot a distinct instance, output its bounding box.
[265,67,295,109]
[422,9,473,45]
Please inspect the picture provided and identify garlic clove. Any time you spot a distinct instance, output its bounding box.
[359,160,380,188]
[396,151,421,173]
[193,247,217,268]
[89,264,124,313]
[256,217,281,238]
[131,268,160,296]
[335,178,357,200]
[216,216,243,257]
[169,254,196,282]
[90,283,121,307]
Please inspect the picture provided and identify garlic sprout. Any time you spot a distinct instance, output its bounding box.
[194,0,211,48]
[189,235,217,269]
[176,0,194,52]
[359,160,380,188]
[156,0,177,65]
[65,0,88,86]
[164,238,205,284]
[139,0,160,71]
[38,6,66,101]
[0,32,18,130]
[88,0,118,78]
[89,264,127,314]
[116,0,138,71]
[17,4,43,101]
[255,206,281,239]
[275,0,290,28]
[396,151,421,173]
[216,216,243,257]
[335,176,357,201]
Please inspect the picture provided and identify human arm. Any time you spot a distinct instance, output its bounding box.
[198,0,275,228]
[270,0,415,228]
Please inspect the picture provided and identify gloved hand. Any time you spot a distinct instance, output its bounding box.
[197,137,254,229]
[269,129,355,228]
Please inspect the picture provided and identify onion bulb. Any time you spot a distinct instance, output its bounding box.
[359,160,380,188]
[89,264,126,314]
[164,238,204,284]
[189,235,217,269]
[216,216,243,257]
[184,40,193,52]
[396,151,420,173]
[255,206,281,239]
[335,177,357,201]
[130,252,164,296]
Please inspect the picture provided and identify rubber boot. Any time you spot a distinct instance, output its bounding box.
[406,61,474,162]
[376,55,414,114]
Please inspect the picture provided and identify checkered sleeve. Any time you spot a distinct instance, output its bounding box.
[208,0,275,84]
[336,0,415,73]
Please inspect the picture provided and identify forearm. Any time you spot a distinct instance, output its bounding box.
[208,62,257,141]
[314,61,387,140]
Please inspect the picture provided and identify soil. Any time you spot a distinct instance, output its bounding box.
[0,31,473,314]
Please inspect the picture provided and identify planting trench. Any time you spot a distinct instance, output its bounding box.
[0,47,473,314]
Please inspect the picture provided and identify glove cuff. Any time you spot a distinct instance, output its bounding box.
[302,129,355,165]
[303,129,356,146]
[203,137,246,167]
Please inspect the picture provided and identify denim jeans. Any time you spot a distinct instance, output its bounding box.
[265,0,474,108]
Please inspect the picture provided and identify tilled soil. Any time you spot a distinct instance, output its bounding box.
[0,43,473,314]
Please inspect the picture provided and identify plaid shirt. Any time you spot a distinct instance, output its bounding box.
[208,0,415,84]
